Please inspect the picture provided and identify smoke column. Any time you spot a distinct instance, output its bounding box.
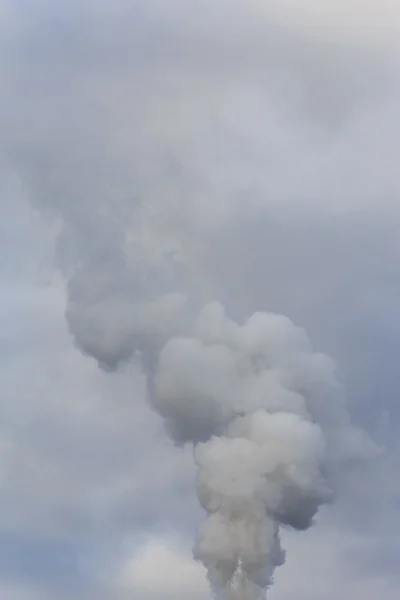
[6,3,382,596]
[18,164,378,598]
[65,249,377,599]
[16,106,380,600]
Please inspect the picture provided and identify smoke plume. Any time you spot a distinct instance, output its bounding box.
[14,127,378,599]
[66,261,377,599]
[4,1,387,597]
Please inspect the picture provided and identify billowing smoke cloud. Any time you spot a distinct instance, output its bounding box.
[14,152,375,595]
[67,268,377,598]
[149,300,377,598]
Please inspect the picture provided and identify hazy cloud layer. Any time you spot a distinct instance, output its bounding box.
[1,0,400,598]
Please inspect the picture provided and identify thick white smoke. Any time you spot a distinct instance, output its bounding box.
[66,282,377,599]
[10,175,377,596]
[146,300,374,598]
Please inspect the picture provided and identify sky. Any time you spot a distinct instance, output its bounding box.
[1,0,400,598]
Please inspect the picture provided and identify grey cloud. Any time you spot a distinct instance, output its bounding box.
[2,0,400,598]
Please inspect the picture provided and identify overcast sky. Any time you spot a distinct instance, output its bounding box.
[1,1,400,599]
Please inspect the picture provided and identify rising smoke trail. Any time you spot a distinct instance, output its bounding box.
[13,110,379,600]
[15,155,378,598]
[148,301,375,599]
[5,3,383,596]
[66,258,377,599]
[17,153,379,598]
